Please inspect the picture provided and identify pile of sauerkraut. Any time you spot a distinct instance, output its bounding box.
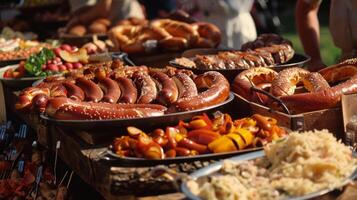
[187,130,357,200]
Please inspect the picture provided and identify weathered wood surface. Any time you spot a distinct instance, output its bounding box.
[3,88,353,200]
[0,82,7,122]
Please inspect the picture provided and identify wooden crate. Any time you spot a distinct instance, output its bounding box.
[233,94,344,138]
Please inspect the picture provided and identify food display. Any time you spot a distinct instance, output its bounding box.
[15,64,231,120]
[173,34,294,70]
[186,130,357,200]
[1,38,110,79]
[1,4,357,199]
[67,18,111,36]
[108,19,221,54]
[112,113,286,159]
[232,58,357,113]
[0,38,52,62]
[2,45,88,79]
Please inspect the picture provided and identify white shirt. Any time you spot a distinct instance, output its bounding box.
[178,0,257,49]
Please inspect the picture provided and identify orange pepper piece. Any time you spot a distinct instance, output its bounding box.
[208,136,237,153]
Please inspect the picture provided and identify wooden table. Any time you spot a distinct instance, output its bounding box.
[1,83,355,200]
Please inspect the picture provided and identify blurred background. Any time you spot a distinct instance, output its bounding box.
[276,0,339,66]
[0,0,340,65]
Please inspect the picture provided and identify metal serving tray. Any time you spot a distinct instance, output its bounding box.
[40,93,234,131]
[181,150,357,200]
[170,49,310,82]
[102,146,262,167]
[0,64,43,89]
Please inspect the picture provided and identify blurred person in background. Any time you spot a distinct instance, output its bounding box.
[177,0,257,49]
[296,0,357,71]
[139,0,176,19]
[65,0,144,29]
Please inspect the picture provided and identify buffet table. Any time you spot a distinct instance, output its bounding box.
[1,83,355,200]
[0,17,356,199]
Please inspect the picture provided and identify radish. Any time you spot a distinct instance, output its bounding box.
[65,63,73,70]
[47,64,59,71]
[58,64,67,71]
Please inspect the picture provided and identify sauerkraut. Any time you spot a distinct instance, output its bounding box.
[188,130,357,200]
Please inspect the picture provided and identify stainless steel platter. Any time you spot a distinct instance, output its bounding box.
[181,150,357,200]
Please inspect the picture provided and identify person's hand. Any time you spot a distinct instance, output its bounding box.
[308,59,326,72]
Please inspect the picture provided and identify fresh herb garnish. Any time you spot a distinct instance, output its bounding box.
[24,48,55,76]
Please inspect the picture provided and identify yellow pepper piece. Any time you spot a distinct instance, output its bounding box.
[227,133,246,150]
[208,136,237,153]
[175,133,185,142]
[189,119,208,129]
[236,128,254,146]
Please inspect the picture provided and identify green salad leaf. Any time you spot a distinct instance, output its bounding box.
[24,48,55,76]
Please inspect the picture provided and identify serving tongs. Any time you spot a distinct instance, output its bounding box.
[249,86,291,115]
[245,76,291,115]
[88,51,136,66]
[111,52,135,66]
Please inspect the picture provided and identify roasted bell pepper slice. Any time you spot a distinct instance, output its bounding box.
[234,118,257,128]
[214,114,234,134]
[211,113,224,131]
[176,125,188,137]
[235,128,254,146]
[189,119,208,129]
[127,126,144,138]
[226,133,246,150]
[187,129,219,140]
[178,120,189,128]
[191,113,212,129]
[208,136,237,153]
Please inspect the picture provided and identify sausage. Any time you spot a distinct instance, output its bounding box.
[232,67,278,102]
[62,81,85,101]
[45,97,166,120]
[133,72,157,104]
[98,77,121,103]
[178,138,208,153]
[280,75,357,113]
[116,77,138,103]
[172,73,198,99]
[169,71,230,112]
[149,71,178,105]
[174,147,191,156]
[75,77,104,102]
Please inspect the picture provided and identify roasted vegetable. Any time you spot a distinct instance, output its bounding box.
[112,113,287,159]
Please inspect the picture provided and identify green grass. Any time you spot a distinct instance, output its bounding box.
[278,6,340,66]
[282,27,340,66]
